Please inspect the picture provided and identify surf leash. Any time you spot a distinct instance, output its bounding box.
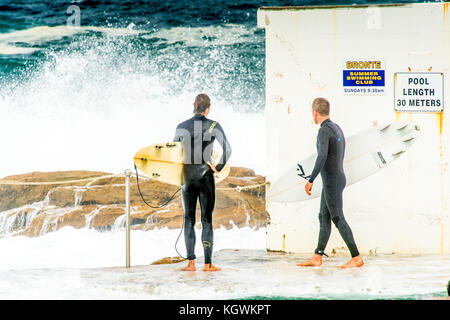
[134,164,187,259]
[174,218,187,260]
[134,164,181,209]
[296,163,311,181]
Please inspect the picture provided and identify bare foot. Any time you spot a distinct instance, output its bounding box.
[297,254,322,267]
[204,263,221,272]
[339,255,364,269]
[181,260,196,271]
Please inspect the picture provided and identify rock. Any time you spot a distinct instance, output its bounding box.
[150,256,187,265]
[0,171,110,212]
[0,167,269,237]
[90,206,126,231]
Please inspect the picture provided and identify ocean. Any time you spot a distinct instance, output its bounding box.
[0,0,448,300]
[0,0,439,179]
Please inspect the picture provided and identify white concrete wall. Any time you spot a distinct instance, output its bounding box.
[257,3,450,254]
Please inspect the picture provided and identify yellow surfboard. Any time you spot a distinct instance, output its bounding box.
[134,142,230,186]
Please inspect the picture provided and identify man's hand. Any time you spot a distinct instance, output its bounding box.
[207,162,219,174]
[305,181,313,196]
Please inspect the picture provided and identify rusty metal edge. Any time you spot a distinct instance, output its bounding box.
[257,2,446,11]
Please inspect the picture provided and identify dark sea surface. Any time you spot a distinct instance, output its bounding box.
[0,0,441,112]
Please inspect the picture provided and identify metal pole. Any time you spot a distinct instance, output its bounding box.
[124,169,131,268]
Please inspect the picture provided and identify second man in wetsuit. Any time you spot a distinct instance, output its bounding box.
[298,97,364,269]
[173,93,232,272]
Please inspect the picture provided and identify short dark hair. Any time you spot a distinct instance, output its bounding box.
[312,97,330,116]
[194,93,211,114]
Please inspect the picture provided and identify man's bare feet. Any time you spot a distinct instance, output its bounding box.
[181,260,196,271]
[297,254,323,267]
[339,255,364,269]
[204,263,221,272]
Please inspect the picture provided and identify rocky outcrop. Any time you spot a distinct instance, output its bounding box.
[0,167,268,237]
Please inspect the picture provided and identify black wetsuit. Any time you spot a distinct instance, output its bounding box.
[308,119,359,258]
[173,114,231,264]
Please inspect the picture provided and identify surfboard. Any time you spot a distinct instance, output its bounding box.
[267,120,421,203]
[134,142,231,186]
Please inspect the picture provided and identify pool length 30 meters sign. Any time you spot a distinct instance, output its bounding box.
[394,72,444,112]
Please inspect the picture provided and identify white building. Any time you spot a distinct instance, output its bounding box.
[257,2,450,254]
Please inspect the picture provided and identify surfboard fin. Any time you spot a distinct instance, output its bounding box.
[402,129,420,143]
[392,150,406,156]
[402,136,416,143]
[396,123,408,131]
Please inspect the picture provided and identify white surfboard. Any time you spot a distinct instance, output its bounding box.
[267,120,420,203]
[134,141,230,186]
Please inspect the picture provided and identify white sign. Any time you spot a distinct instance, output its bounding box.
[394,72,444,112]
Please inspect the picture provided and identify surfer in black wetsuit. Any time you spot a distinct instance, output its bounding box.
[298,98,364,269]
[173,93,231,272]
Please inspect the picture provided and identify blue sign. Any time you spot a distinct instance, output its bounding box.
[343,70,385,87]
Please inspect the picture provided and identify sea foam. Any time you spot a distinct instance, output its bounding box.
[0,24,266,179]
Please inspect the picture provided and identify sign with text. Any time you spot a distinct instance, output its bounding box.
[394,72,444,112]
[343,60,386,95]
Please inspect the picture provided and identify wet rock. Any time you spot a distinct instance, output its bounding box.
[150,256,187,265]
[0,167,269,237]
